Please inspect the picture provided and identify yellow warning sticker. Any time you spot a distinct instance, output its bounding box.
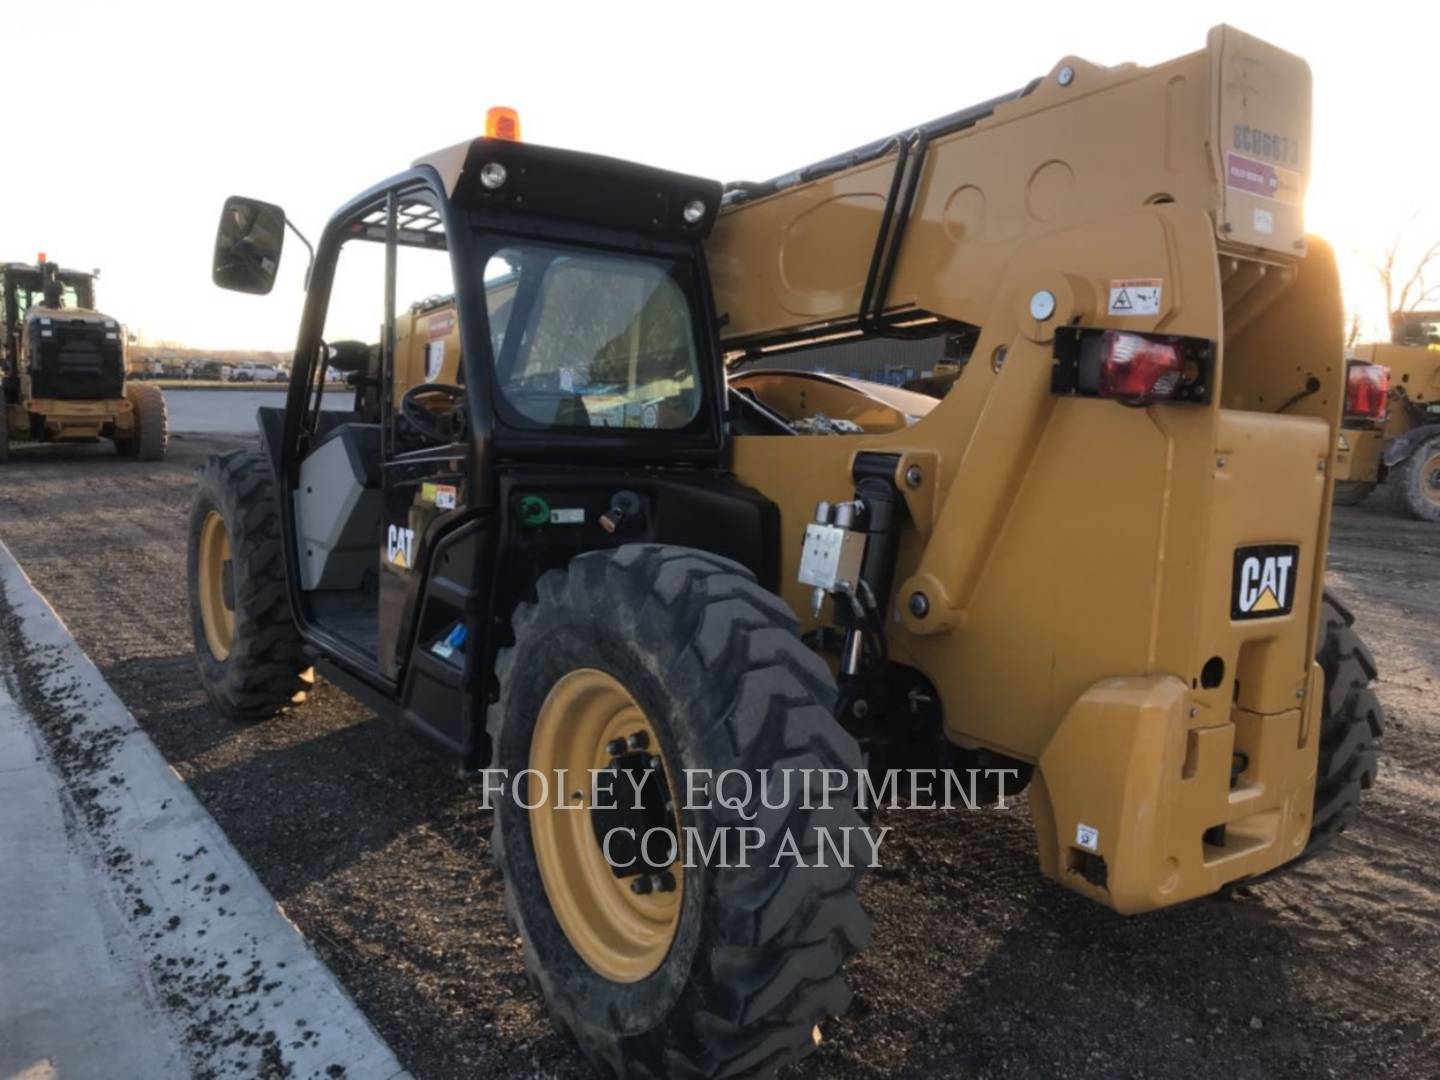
[421,482,458,510]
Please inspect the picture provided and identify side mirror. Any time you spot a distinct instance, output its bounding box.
[213,196,286,295]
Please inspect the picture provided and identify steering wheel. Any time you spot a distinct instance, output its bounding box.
[399,383,467,444]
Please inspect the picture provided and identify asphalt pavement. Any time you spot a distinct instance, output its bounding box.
[163,388,349,435]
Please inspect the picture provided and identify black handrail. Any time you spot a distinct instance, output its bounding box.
[722,80,1038,205]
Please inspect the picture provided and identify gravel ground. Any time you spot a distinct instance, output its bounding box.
[0,435,1436,1079]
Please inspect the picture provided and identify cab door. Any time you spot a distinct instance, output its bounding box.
[371,189,494,758]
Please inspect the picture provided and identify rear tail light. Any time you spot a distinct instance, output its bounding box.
[1099,332,1181,403]
[1052,328,1212,405]
[1344,361,1389,421]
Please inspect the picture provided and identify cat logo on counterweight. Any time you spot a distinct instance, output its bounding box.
[1231,544,1299,620]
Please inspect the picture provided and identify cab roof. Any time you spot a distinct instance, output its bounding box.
[413,136,722,240]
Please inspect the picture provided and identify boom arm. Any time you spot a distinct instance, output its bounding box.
[709,25,1310,353]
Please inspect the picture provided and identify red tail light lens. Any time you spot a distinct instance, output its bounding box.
[1344,362,1389,421]
[1052,326,1213,405]
[1098,331,1182,403]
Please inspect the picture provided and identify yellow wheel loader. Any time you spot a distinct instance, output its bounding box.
[1334,311,1440,519]
[0,256,167,462]
[188,29,1383,1078]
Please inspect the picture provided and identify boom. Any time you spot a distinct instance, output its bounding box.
[710,25,1311,353]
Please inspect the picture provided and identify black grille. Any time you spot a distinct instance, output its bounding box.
[28,319,124,400]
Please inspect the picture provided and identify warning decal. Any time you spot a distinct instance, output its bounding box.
[421,482,458,510]
[1108,279,1162,317]
[427,311,456,340]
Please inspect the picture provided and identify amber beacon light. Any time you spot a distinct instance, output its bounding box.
[485,106,522,142]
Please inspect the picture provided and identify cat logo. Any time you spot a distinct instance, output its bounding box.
[1231,544,1299,620]
[387,524,415,570]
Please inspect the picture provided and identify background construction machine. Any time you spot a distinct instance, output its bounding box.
[1334,310,1440,519]
[0,255,167,461]
[191,27,1383,1079]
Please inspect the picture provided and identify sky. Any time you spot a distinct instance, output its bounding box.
[3,0,1436,350]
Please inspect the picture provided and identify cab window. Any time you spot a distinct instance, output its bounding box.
[483,242,702,432]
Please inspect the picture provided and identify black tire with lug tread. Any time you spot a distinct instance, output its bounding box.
[489,544,871,1079]
[187,449,310,719]
[1331,480,1376,507]
[1302,590,1385,859]
[1388,433,1440,522]
[117,381,169,461]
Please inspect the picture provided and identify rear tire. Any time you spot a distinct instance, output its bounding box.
[116,382,169,461]
[1331,480,1376,506]
[490,544,870,1079]
[187,450,310,720]
[1388,434,1440,522]
[1301,590,1385,859]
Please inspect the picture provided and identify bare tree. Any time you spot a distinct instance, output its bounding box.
[1345,310,1363,350]
[1377,215,1440,337]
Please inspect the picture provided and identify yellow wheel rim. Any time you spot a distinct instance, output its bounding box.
[198,510,236,661]
[529,668,682,983]
[1423,452,1440,508]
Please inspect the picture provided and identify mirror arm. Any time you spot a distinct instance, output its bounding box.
[284,217,316,290]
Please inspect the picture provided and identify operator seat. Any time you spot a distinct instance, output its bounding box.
[310,419,382,489]
[294,420,383,590]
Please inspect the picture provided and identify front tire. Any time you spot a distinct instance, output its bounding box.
[187,450,310,719]
[1331,480,1376,506]
[116,382,169,461]
[489,545,870,1078]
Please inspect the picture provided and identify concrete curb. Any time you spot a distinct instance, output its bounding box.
[0,540,411,1080]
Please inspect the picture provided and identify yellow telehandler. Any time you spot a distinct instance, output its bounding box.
[189,29,1383,1077]
[1334,310,1440,519]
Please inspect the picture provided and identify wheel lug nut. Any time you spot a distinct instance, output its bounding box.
[630,876,653,895]
[653,871,676,893]
[627,731,650,751]
[605,738,626,756]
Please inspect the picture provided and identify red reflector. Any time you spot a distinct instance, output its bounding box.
[1098,331,1183,404]
[1345,362,1389,421]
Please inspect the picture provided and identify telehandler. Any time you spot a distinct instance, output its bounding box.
[1333,310,1440,519]
[191,28,1384,1078]
[0,255,167,461]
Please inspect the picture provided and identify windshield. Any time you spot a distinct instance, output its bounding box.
[482,241,703,431]
[17,284,81,314]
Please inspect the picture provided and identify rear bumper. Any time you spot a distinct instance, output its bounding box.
[1030,668,1321,913]
[1334,426,1384,484]
[16,397,130,441]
